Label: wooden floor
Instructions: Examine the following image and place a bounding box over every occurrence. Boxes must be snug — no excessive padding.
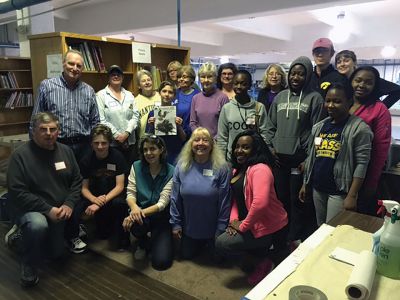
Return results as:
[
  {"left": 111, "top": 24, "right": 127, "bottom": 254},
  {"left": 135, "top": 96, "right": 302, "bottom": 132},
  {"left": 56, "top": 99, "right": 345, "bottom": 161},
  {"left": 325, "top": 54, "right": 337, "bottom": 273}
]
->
[{"left": 0, "top": 223, "right": 198, "bottom": 300}]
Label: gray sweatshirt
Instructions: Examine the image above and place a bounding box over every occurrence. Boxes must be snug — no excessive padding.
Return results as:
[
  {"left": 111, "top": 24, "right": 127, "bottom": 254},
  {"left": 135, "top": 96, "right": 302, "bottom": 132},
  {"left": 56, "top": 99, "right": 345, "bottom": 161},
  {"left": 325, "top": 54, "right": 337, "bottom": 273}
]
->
[
  {"left": 303, "top": 115, "right": 373, "bottom": 193},
  {"left": 265, "top": 56, "right": 324, "bottom": 156},
  {"left": 217, "top": 98, "right": 268, "bottom": 161}
]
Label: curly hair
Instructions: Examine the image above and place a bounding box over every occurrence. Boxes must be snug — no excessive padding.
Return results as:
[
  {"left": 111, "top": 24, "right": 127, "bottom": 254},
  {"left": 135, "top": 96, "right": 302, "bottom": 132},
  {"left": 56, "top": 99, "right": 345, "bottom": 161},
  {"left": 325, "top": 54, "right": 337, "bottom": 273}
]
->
[
  {"left": 217, "top": 63, "right": 238, "bottom": 89},
  {"left": 230, "top": 130, "right": 275, "bottom": 170},
  {"left": 177, "top": 127, "right": 227, "bottom": 172}
]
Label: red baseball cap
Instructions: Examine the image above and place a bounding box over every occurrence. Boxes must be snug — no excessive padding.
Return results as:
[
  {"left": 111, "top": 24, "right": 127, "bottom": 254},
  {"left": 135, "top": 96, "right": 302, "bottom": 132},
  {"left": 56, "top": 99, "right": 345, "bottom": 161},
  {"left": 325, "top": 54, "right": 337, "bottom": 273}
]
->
[{"left": 312, "top": 38, "right": 334, "bottom": 51}]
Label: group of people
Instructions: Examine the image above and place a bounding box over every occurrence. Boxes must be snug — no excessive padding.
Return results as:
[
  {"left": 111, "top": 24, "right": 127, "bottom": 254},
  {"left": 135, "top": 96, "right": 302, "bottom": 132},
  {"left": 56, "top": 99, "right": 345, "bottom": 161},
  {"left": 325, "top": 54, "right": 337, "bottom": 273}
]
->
[{"left": 4, "top": 36, "right": 398, "bottom": 288}]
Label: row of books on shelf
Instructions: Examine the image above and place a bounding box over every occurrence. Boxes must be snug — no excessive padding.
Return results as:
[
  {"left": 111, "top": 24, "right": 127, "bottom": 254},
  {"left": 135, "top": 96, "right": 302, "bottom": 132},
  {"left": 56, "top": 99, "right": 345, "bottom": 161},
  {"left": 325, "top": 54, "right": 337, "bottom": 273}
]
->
[
  {"left": 1, "top": 92, "right": 33, "bottom": 108},
  {"left": 0, "top": 72, "right": 19, "bottom": 89},
  {"left": 68, "top": 42, "right": 105, "bottom": 72}
]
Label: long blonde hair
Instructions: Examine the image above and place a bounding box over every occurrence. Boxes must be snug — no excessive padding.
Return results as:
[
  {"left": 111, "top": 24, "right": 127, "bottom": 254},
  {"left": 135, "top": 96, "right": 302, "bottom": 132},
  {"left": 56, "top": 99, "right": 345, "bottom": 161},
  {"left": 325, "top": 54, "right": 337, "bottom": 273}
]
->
[{"left": 177, "top": 127, "right": 227, "bottom": 172}]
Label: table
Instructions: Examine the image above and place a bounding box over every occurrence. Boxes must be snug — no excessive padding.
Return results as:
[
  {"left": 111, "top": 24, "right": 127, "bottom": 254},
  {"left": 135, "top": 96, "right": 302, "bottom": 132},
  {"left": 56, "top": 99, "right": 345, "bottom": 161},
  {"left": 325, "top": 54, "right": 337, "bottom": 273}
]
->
[
  {"left": 243, "top": 211, "right": 387, "bottom": 300},
  {"left": 328, "top": 210, "right": 383, "bottom": 233}
]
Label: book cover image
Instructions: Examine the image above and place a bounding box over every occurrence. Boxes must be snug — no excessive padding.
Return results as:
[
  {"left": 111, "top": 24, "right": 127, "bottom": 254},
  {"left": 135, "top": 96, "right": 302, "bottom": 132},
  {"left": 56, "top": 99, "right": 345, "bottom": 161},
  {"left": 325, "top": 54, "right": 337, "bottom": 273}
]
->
[{"left": 154, "top": 106, "right": 177, "bottom": 136}]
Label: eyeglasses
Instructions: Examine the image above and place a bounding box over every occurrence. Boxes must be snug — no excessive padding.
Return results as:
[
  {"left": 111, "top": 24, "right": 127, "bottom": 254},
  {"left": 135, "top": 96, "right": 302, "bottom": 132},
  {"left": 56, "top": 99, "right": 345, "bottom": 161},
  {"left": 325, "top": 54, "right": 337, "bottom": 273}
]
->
[{"left": 110, "top": 73, "right": 122, "bottom": 77}]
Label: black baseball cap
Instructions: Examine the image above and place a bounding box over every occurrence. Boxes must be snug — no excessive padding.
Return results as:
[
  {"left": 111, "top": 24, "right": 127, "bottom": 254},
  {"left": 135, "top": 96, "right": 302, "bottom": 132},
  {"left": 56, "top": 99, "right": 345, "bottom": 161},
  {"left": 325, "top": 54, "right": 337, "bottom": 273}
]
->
[{"left": 108, "top": 65, "right": 123, "bottom": 75}]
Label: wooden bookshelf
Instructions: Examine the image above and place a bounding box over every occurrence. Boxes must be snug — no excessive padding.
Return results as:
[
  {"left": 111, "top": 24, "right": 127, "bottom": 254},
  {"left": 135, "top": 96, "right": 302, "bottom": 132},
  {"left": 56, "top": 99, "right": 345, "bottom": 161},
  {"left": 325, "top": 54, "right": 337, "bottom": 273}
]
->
[
  {"left": 0, "top": 57, "right": 33, "bottom": 136},
  {"left": 28, "top": 32, "right": 191, "bottom": 97}
]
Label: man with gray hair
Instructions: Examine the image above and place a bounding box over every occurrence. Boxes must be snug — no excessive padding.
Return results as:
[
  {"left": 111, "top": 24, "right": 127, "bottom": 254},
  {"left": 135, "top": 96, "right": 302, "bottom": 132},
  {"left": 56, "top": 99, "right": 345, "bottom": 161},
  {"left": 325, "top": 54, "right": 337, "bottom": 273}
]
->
[
  {"left": 6, "top": 112, "right": 83, "bottom": 287},
  {"left": 31, "top": 49, "right": 100, "bottom": 162}
]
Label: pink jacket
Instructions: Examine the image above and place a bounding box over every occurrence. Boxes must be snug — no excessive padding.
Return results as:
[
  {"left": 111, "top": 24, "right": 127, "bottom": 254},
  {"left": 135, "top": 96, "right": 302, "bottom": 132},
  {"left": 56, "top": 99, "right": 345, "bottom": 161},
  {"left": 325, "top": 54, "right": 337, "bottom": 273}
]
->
[
  {"left": 230, "top": 164, "right": 288, "bottom": 238},
  {"left": 354, "top": 101, "right": 391, "bottom": 188}
]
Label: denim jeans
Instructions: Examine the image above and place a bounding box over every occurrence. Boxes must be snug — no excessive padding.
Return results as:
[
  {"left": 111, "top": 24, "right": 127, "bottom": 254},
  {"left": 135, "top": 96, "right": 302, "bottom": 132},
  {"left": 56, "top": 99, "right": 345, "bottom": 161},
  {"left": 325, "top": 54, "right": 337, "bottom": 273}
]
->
[{"left": 17, "top": 212, "right": 66, "bottom": 266}]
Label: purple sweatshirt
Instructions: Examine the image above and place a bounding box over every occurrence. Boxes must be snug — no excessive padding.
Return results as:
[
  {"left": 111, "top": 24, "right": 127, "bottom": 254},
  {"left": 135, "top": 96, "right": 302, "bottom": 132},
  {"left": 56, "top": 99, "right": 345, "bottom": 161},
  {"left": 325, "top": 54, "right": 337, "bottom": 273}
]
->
[{"left": 190, "top": 89, "right": 229, "bottom": 138}]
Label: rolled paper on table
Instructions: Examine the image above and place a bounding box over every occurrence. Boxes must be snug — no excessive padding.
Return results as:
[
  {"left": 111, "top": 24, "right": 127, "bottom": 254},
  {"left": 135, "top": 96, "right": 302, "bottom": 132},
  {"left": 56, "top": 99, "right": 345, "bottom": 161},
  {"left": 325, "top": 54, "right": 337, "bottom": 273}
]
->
[{"left": 345, "top": 250, "right": 377, "bottom": 300}]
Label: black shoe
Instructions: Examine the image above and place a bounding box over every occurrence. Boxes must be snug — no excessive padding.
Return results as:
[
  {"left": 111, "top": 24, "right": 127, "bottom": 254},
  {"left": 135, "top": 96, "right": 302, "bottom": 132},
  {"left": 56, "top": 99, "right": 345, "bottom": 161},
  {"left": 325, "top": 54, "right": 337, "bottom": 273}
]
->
[
  {"left": 20, "top": 263, "right": 39, "bottom": 287},
  {"left": 5, "top": 224, "right": 24, "bottom": 254}
]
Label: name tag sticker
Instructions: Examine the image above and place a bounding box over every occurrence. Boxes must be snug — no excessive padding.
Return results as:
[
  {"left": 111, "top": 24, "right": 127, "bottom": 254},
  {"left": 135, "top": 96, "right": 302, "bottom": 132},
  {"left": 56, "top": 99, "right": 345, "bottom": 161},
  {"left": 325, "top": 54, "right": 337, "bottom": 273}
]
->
[
  {"left": 107, "top": 164, "right": 116, "bottom": 171},
  {"left": 203, "top": 169, "right": 213, "bottom": 177},
  {"left": 55, "top": 161, "right": 66, "bottom": 170},
  {"left": 246, "top": 115, "right": 256, "bottom": 125},
  {"left": 314, "top": 137, "right": 323, "bottom": 146}
]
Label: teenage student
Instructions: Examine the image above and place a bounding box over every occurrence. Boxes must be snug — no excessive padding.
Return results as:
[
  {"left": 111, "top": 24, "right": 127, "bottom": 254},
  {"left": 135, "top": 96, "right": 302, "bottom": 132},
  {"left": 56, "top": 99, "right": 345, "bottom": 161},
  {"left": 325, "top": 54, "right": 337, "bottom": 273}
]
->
[
  {"left": 300, "top": 83, "right": 373, "bottom": 225},
  {"left": 146, "top": 81, "right": 186, "bottom": 164},
  {"left": 349, "top": 66, "right": 392, "bottom": 216},
  {"left": 335, "top": 50, "right": 400, "bottom": 109},
  {"left": 217, "top": 70, "right": 268, "bottom": 161},
  {"left": 71, "top": 124, "right": 129, "bottom": 250},
  {"left": 265, "top": 56, "right": 325, "bottom": 242},
  {"left": 216, "top": 130, "right": 288, "bottom": 285}
]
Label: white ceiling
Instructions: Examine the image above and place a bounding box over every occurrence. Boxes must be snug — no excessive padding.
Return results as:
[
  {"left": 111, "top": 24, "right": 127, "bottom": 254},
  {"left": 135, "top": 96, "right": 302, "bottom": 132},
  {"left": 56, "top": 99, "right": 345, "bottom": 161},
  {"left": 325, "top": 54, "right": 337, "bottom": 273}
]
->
[{"left": 1, "top": 0, "right": 400, "bottom": 64}]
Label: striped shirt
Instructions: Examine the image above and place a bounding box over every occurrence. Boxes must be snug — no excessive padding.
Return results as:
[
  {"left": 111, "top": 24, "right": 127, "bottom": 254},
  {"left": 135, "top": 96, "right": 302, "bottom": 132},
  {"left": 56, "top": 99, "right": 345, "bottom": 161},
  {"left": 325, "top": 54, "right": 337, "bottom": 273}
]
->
[{"left": 31, "top": 75, "right": 100, "bottom": 138}]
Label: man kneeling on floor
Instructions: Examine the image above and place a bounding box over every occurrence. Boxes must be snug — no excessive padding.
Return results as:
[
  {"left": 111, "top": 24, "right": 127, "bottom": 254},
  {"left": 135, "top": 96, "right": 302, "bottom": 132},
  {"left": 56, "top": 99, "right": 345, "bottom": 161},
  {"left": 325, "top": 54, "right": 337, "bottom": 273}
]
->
[{"left": 5, "top": 112, "right": 85, "bottom": 287}]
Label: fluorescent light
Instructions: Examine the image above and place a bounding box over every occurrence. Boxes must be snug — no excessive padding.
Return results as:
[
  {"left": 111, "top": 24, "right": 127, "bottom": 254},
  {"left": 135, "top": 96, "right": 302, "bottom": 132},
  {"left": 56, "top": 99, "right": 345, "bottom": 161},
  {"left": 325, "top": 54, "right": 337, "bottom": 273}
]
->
[
  {"left": 329, "top": 24, "right": 350, "bottom": 44},
  {"left": 381, "top": 46, "right": 396, "bottom": 58},
  {"left": 220, "top": 56, "right": 230, "bottom": 64}
]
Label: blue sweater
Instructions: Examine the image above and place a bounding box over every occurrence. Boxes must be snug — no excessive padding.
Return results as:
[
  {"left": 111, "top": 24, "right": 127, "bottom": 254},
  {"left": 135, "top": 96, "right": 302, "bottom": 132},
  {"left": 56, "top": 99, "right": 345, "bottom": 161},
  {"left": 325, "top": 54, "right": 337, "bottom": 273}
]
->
[
  {"left": 170, "top": 161, "right": 231, "bottom": 239},
  {"left": 176, "top": 88, "right": 200, "bottom": 137}
]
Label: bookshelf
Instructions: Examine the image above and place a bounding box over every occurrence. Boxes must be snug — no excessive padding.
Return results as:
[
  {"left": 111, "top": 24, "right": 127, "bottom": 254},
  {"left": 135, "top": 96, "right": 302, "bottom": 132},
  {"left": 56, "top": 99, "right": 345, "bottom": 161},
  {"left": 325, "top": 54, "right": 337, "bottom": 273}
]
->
[
  {"left": 0, "top": 57, "right": 33, "bottom": 136},
  {"left": 28, "top": 32, "right": 191, "bottom": 97}
]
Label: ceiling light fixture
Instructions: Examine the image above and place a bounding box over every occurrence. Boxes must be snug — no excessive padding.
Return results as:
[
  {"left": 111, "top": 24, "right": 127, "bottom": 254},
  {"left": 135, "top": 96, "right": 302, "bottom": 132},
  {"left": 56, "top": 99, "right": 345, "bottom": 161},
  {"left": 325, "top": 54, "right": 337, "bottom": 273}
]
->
[
  {"left": 381, "top": 46, "right": 396, "bottom": 58},
  {"left": 329, "top": 11, "right": 351, "bottom": 44}
]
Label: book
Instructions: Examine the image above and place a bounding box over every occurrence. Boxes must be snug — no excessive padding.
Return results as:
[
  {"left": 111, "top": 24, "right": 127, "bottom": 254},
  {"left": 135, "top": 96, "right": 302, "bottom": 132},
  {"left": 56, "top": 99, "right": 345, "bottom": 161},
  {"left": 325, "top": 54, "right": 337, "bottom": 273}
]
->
[{"left": 154, "top": 106, "right": 177, "bottom": 136}]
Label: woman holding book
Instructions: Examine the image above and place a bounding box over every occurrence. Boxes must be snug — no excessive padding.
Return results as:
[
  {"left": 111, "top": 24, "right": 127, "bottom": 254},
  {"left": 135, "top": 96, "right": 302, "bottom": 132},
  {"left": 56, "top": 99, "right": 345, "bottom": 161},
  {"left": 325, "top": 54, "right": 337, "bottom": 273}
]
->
[
  {"left": 96, "top": 65, "right": 139, "bottom": 166},
  {"left": 135, "top": 69, "right": 161, "bottom": 140},
  {"left": 146, "top": 81, "right": 186, "bottom": 164}
]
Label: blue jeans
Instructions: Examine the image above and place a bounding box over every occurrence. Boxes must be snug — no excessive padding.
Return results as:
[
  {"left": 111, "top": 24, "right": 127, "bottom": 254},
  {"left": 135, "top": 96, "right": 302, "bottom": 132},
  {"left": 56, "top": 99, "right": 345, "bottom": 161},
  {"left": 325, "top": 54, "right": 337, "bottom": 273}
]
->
[{"left": 17, "top": 212, "right": 66, "bottom": 266}]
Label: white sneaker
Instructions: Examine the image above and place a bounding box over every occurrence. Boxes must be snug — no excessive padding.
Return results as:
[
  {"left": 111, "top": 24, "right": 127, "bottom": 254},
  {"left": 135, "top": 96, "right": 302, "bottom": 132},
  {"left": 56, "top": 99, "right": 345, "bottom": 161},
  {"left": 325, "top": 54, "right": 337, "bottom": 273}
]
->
[
  {"left": 69, "top": 237, "right": 87, "bottom": 254},
  {"left": 134, "top": 247, "right": 146, "bottom": 260}
]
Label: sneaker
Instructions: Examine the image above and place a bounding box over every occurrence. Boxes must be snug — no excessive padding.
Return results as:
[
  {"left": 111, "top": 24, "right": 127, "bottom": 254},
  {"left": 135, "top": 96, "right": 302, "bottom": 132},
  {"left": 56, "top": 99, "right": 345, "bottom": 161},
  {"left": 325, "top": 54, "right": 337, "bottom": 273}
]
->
[
  {"left": 78, "top": 224, "right": 87, "bottom": 239},
  {"left": 247, "top": 258, "right": 274, "bottom": 285},
  {"left": 20, "top": 262, "right": 39, "bottom": 287},
  {"left": 5, "top": 224, "right": 24, "bottom": 254},
  {"left": 134, "top": 247, "right": 146, "bottom": 260},
  {"left": 68, "top": 237, "right": 87, "bottom": 254}
]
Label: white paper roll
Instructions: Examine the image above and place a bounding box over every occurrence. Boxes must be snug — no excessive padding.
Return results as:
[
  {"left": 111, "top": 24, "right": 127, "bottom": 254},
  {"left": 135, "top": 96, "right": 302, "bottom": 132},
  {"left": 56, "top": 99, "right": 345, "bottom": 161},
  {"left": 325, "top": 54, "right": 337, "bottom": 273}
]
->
[{"left": 345, "top": 250, "right": 377, "bottom": 300}]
